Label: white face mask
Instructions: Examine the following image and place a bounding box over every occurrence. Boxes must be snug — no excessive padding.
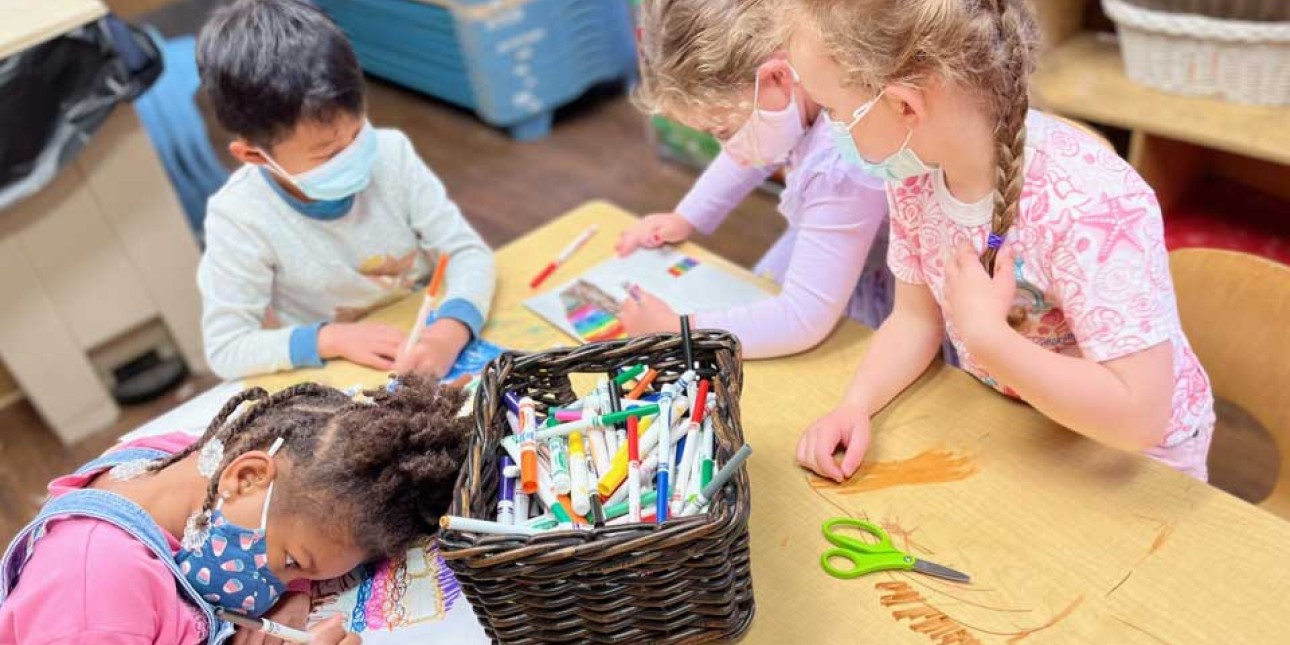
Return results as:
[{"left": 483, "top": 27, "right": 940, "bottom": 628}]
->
[{"left": 722, "top": 65, "right": 808, "bottom": 168}]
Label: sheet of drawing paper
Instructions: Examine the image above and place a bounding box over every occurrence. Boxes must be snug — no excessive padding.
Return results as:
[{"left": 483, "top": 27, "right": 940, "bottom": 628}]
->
[{"left": 524, "top": 247, "right": 770, "bottom": 343}]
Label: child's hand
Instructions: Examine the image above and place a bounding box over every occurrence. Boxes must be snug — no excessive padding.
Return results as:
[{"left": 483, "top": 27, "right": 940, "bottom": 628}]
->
[
  {"left": 232, "top": 592, "right": 310, "bottom": 645},
  {"left": 943, "top": 245, "right": 1016, "bottom": 350},
  {"left": 310, "top": 617, "right": 362, "bottom": 645},
  {"left": 797, "top": 403, "right": 871, "bottom": 482},
  {"left": 393, "top": 318, "right": 471, "bottom": 380},
  {"left": 619, "top": 287, "right": 682, "bottom": 336},
  {"left": 318, "top": 323, "right": 407, "bottom": 371},
  {"left": 615, "top": 213, "right": 695, "bottom": 257}
]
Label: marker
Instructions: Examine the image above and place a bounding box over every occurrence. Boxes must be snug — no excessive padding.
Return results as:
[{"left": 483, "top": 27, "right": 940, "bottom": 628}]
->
[
  {"left": 680, "top": 314, "right": 694, "bottom": 370},
  {"left": 613, "top": 364, "right": 646, "bottom": 385},
  {"left": 627, "top": 415, "right": 642, "bottom": 522},
  {"left": 554, "top": 409, "right": 582, "bottom": 422},
  {"left": 441, "top": 515, "right": 539, "bottom": 536},
  {"left": 681, "top": 444, "right": 753, "bottom": 516},
  {"left": 627, "top": 368, "right": 659, "bottom": 399},
  {"left": 589, "top": 380, "right": 613, "bottom": 472},
  {"left": 514, "top": 491, "right": 531, "bottom": 523},
  {"left": 655, "top": 393, "right": 673, "bottom": 523},
  {"left": 217, "top": 610, "right": 311, "bottom": 643},
  {"left": 534, "top": 405, "right": 660, "bottom": 441},
  {"left": 605, "top": 377, "right": 627, "bottom": 464},
  {"left": 545, "top": 418, "right": 571, "bottom": 495},
  {"left": 518, "top": 398, "right": 539, "bottom": 495},
  {"left": 401, "top": 253, "right": 451, "bottom": 356},
  {"left": 589, "top": 495, "right": 606, "bottom": 528},
  {"left": 530, "top": 225, "right": 597, "bottom": 289},
  {"left": 503, "top": 391, "right": 521, "bottom": 416},
  {"left": 497, "top": 456, "right": 516, "bottom": 525},
  {"left": 535, "top": 463, "right": 575, "bottom": 527},
  {"left": 673, "top": 424, "right": 699, "bottom": 516},
  {"left": 569, "top": 432, "right": 592, "bottom": 516}
]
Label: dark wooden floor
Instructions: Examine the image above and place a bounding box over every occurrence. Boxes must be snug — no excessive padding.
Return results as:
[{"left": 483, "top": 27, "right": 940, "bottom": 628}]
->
[{"left": 0, "top": 1, "right": 1279, "bottom": 544}]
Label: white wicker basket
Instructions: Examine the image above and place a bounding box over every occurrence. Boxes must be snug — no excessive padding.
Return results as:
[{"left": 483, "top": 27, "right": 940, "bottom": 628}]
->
[{"left": 1102, "top": 0, "right": 1290, "bottom": 105}]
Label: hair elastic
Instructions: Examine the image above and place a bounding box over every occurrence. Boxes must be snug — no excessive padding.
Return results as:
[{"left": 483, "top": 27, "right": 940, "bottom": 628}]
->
[{"left": 986, "top": 232, "right": 1006, "bottom": 250}]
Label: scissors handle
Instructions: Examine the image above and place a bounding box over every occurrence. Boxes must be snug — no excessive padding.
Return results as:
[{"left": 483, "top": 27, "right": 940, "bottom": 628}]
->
[{"left": 819, "top": 518, "right": 912, "bottom": 580}]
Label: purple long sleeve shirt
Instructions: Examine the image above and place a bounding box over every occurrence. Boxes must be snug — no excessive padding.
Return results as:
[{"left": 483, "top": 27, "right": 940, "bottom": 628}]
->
[{"left": 676, "top": 116, "right": 891, "bottom": 358}]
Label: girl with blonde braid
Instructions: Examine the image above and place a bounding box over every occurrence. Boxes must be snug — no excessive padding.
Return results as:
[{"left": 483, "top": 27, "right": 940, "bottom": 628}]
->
[{"left": 789, "top": 0, "right": 1214, "bottom": 481}]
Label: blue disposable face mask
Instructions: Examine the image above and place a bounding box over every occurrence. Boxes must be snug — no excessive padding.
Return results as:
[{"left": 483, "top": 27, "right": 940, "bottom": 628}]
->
[
  {"left": 260, "top": 120, "right": 377, "bottom": 201},
  {"left": 826, "top": 92, "right": 937, "bottom": 182}
]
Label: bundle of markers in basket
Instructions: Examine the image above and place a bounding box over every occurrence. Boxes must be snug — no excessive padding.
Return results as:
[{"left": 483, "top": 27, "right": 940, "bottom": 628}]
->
[{"left": 441, "top": 364, "right": 753, "bottom": 537}]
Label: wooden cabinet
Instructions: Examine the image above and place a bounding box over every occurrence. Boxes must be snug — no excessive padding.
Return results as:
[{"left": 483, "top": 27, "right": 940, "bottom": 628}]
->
[{"left": 1030, "top": 0, "right": 1290, "bottom": 211}]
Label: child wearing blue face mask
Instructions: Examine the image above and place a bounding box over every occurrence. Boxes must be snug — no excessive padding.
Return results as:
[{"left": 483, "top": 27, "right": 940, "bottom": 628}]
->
[
  {"left": 195, "top": 0, "right": 496, "bottom": 380},
  {"left": 615, "top": 0, "right": 894, "bottom": 359},
  {"left": 1, "top": 376, "right": 466, "bottom": 645}
]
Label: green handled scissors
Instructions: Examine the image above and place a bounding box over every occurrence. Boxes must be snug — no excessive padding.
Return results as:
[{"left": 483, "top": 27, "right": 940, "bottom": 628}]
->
[{"left": 819, "top": 518, "right": 971, "bottom": 582}]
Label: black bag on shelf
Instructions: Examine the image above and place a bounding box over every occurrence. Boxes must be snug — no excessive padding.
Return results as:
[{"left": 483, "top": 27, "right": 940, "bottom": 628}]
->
[{"left": 0, "top": 15, "right": 162, "bottom": 210}]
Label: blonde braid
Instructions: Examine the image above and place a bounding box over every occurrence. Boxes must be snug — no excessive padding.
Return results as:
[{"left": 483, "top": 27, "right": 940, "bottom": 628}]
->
[{"left": 981, "top": 0, "right": 1034, "bottom": 278}]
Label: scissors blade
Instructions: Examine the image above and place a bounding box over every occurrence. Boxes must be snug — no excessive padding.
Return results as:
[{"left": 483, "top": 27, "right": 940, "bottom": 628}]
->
[{"left": 912, "top": 559, "right": 971, "bottom": 583}]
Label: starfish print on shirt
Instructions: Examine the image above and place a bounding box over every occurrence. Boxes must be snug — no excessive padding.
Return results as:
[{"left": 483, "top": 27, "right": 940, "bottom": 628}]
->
[{"left": 1079, "top": 193, "right": 1149, "bottom": 262}]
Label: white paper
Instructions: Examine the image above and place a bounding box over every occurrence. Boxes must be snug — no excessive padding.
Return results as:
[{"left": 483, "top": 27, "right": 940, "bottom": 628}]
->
[{"left": 524, "top": 247, "right": 770, "bottom": 343}]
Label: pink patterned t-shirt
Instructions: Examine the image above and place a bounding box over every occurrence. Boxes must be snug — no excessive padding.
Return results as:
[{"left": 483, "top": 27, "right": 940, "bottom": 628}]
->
[{"left": 887, "top": 111, "right": 1215, "bottom": 479}]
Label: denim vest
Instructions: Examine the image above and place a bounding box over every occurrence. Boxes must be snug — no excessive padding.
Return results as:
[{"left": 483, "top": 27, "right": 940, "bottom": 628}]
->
[{"left": 0, "top": 447, "right": 233, "bottom": 644}]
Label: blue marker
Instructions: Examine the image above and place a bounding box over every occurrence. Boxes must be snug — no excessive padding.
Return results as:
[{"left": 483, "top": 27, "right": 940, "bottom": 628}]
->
[{"left": 655, "top": 392, "right": 673, "bottom": 523}]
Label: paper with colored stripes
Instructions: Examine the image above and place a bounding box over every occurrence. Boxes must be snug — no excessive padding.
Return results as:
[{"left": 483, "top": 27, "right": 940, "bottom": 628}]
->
[{"left": 524, "top": 247, "right": 770, "bottom": 344}]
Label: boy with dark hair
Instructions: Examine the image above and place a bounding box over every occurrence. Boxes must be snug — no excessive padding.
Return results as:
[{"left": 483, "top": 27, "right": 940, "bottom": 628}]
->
[{"left": 196, "top": 0, "right": 495, "bottom": 380}]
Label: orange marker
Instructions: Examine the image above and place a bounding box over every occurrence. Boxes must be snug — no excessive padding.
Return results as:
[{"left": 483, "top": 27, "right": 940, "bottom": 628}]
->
[
  {"left": 517, "top": 397, "right": 539, "bottom": 495},
  {"left": 402, "top": 253, "right": 451, "bottom": 355},
  {"left": 627, "top": 369, "right": 659, "bottom": 400}
]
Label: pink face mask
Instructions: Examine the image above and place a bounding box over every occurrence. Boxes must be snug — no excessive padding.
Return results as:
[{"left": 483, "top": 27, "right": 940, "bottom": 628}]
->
[{"left": 722, "top": 65, "right": 807, "bottom": 168}]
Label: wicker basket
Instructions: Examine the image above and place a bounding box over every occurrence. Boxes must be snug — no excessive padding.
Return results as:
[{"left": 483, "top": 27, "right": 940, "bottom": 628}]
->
[
  {"left": 1102, "top": 0, "right": 1290, "bottom": 105},
  {"left": 439, "top": 331, "right": 755, "bottom": 644}
]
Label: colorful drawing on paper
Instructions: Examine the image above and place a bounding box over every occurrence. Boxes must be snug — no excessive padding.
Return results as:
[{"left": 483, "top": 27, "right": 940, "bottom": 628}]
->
[
  {"left": 667, "top": 256, "right": 700, "bottom": 277},
  {"left": 310, "top": 541, "right": 462, "bottom": 633},
  {"left": 560, "top": 280, "right": 628, "bottom": 342}
]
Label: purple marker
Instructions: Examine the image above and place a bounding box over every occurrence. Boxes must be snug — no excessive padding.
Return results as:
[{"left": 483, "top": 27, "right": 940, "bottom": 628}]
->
[
  {"left": 503, "top": 391, "right": 521, "bottom": 416},
  {"left": 497, "top": 455, "right": 517, "bottom": 525}
]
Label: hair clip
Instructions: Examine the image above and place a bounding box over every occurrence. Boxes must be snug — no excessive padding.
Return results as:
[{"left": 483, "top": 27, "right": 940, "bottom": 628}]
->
[
  {"left": 108, "top": 458, "right": 156, "bottom": 482},
  {"left": 181, "top": 509, "right": 212, "bottom": 551},
  {"left": 987, "top": 232, "right": 1006, "bottom": 250},
  {"left": 197, "top": 438, "right": 225, "bottom": 479}
]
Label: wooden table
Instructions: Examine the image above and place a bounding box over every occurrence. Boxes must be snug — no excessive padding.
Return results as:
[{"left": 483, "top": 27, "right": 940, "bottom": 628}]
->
[{"left": 238, "top": 202, "right": 1290, "bottom": 643}]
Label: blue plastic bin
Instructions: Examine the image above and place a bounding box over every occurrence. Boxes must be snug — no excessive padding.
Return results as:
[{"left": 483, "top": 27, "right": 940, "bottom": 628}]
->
[{"left": 313, "top": 0, "right": 638, "bottom": 140}]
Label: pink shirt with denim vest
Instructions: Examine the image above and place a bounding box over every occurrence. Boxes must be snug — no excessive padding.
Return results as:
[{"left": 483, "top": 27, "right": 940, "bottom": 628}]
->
[{"left": 0, "top": 433, "right": 307, "bottom": 645}]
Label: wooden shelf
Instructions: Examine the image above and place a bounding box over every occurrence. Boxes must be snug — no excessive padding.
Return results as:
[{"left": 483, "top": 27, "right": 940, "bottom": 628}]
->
[
  {"left": 1033, "top": 33, "right": 1290, "bottom": 167},
  {"left": 0, "top": 0, "right": 106, "bottom": 60}
]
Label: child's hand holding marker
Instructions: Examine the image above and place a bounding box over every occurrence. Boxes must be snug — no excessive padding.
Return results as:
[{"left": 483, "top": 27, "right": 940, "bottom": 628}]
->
[
  {"left": 619, "top": 283, "right": 684, "bottom": 336},
  {"left": 615, "top": 212, "right": 695, "bottom": 257},
  {"left": 230, "top": 592, "right": 311, "bottom": 645},
  {"left": 393, "top": 318, "right": 471, "bottom": 379}
]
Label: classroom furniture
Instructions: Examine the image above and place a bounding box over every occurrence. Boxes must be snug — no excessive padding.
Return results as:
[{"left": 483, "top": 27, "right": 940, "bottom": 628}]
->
[
  {"left": 228, "top": 202, "right": 1290, "bottom": 644},
  {"left": 1170, "top": 248, "right": 1290, "bottom": 520},
  {"left": 0, "top": 0, "right": 207, "bottom": 444},
  {"left": 1032, "top": 0, "right": 1290, "bottom": 212},
  {"left": 312, "top": 0, "right": 638, "bottom": 141}
]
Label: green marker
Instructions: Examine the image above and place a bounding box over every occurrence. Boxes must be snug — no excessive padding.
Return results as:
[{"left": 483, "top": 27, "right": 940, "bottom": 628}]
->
[
  {"left": 612, "top": 364, "right": 646, "bottom": 385},
  {"left": 603, "top": 490, "right": 658, "bottom": 521},
  {"left": 534, "top": 405, "right": 660, "bottom": 441}
]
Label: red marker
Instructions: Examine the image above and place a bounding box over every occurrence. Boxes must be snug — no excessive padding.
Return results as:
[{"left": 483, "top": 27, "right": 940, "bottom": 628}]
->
[
  {"left": 691, "top": 379, "right": 710, "bottom": 423},
  {"left": 530, "top": 225, "right": 597, "bottom": 289},
  {"left": 627, "top": 415, "right": 642, "bottom": 522}
]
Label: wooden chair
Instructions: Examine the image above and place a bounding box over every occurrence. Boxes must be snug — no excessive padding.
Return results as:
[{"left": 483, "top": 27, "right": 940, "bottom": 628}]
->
[{"left": 1170, "top": 248, "right": 1290, "bottom": 518}]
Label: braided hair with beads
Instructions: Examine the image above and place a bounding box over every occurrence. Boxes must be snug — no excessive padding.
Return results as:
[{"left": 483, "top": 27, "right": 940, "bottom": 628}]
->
[{"left": 150, "top": 376, "right": 469, "bottom": 558}]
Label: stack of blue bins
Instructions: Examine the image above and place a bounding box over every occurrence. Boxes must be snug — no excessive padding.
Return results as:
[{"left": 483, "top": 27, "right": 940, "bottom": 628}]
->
[{"left": 313, "top": 0, "right": 638, "bottom": 141}]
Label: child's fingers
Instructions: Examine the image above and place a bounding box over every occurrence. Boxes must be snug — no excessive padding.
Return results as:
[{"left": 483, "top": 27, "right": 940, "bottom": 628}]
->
[
  {"left": 839, "top": 423, "right": 870, "bottom": 478},
  {"left": 615, "top": 231, "right": 639, "bottom": 257},
  {"left": 813, "top": 431, "right": 845, "bottom": 482},
  {"left": 309, "top": 617, "right": 349, "bottom": 644}
]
